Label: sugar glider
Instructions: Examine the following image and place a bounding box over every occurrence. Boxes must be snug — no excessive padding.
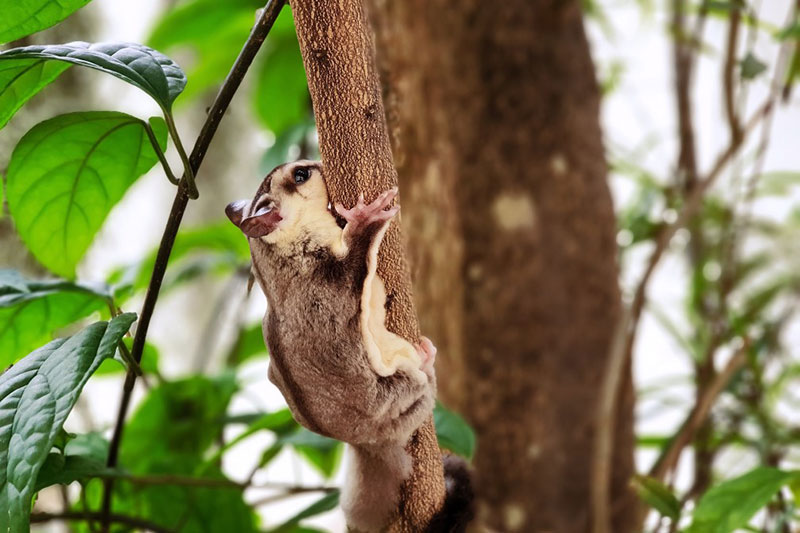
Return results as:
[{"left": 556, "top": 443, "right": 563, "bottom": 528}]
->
[{"left": 226, "top": 160, "right": 439, "bottom": 531}]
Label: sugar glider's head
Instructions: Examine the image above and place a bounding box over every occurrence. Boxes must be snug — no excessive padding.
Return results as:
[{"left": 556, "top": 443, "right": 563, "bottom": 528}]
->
[{"left": 226, "top": 160, "right": 335, "bottom": 248}]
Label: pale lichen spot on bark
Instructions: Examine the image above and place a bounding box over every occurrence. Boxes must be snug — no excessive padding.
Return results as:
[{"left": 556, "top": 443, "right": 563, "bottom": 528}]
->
[
  {"left": 468, "top": 263, "right": 482, "bottom": 280},
  {"left": 503, "top": 504, "right": 526, "bottom": 531},
  {"left": 491, "top": 193, "right": 537, "bottom": 231},
  {"left": 527, "top": 443, "right": 541, "bottom": 459},
  {"left": 551, "top": 153, "right": 568, "bottom": 175}
]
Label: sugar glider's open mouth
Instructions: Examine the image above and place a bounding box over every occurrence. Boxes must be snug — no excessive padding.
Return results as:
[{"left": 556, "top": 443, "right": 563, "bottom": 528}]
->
[{"left": 226, "top": 200, "right": 283, "bottom": 238}]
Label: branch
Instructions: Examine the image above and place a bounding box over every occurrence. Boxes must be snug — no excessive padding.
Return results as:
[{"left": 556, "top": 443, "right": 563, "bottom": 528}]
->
[
  {"left": 648, "top": 347, "right": 746, "bottom": 482},
  {"left": 250, "top": 486, "right": 339, "bottom": 507},
  {"left": 592, "top": 98, "right": 773, "bottom": 533},
  {"left": 99, "top": 1, "right": 287, "bottom": 531},
  {"left": 722, "top": 6, "right": 743, "bottom": 144},
  {"left": 31, "top": 511, "right": 173, "bottom": 533},
  {"left": 290, "top": 0, "right": 445, "bottom": 530}
]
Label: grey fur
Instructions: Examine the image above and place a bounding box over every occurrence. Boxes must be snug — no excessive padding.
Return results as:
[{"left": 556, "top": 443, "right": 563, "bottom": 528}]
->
[{"left": 228, "top": 161, "right": 435, "bottom": 531}]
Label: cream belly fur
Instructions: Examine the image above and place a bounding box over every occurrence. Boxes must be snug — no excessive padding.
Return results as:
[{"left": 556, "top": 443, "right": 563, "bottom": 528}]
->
[{"left": 262, "top": 182, "right": 425, "bottom": 382}]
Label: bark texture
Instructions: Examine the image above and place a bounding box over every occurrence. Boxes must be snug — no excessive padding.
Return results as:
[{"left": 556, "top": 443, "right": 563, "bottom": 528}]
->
[
  {"left": 369, "top": 1, "right": 637, "bottom": 531},
  {"left": 289, "top": 1, "right": 446, "bottom": 530}
]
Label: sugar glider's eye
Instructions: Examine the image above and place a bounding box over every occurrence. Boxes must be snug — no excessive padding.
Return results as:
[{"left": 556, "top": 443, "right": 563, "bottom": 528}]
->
[{"left": 294, "top": 167, "right": 310, "bottom": 184}]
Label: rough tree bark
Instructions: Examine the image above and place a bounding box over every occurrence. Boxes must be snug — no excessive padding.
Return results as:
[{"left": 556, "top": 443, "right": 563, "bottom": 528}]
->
[
  {"left": 369, "top": 1, "right": 637, "bottom": 531},
  {"left": 289, "top": 1, "right": 446, "bottom": 531}
]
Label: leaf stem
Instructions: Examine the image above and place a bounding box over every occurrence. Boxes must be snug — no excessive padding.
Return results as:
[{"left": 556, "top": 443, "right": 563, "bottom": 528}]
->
[
  {"left": 163, "top": 111, "right": 199, "bottom": 198},
  {"left": 105, "top": 301, "right": 143, "bottom": 377},
  {"left": 142, "top": 119, "right": 180, "bottom": 186},
  {"left": 99, "top": 2, "right": 287, "bottom": 532}
]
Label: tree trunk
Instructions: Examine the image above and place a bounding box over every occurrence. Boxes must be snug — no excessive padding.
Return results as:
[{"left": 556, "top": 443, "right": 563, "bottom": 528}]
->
[
  {"left": 369, "top": 1, "right": 637, "bottom": 531},
  {"left": 289, "top": 1, "right": 446, "bottom": 531}
]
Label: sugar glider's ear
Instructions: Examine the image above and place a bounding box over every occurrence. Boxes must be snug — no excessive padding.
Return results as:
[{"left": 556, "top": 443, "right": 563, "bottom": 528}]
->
[{"left": 226, "top": 199, "right": 250, "bottom": 228}]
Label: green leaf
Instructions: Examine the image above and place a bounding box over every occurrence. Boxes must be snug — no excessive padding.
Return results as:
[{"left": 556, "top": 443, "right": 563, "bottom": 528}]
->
[
  {"left": 121, "top": 374, "right": 238, "bottom": 467},
  {"left": 270, "top": 491, "right": 340, "bottom": 533},
  {"left": 0, "top": 269, "right": 111, "bottom": 369},
  {"left": 0, "top": 0, "right": 92, "bottom": 44},
  {"left": 687, "top": 467, "right": 799, "bottom": 533},
  {"left": 0, "top": 59, "right": 70, "bottom": 130},
  {"left": 632, "top": 474, "right": 681, "bottom": 520},
  {"left": 253, "top": 27, "right": 310, "bottom": 136},
  {"left": 202, "top": 409, "right": 294, "bottom": 470},
  {"left": 756, "top": 171, "right": 800, "bottom": 196},
  {"left": 776, "top": 23, "right": 800, "bottom": 41},
  {"left": 63, "top": 431, "right": 109, "bottom": 463},
  {"left": 0, "top": 42, "right": 186, "bottom": 110},
  {"left": 148, "top": 0, "right": 290, "bottom": 103},
  {"left": 148, "top": 0, "right": 263, "bottom": 51},
  {"left": 741, "top": 52, "right": 768, "bottom": 80},
  {"left": 35, "top": 451, "right": 109, "bottom": 491},
  {"left": 0, "top": 313, "right": 136, "bottom": 533},
  {"left": 83, "top": 463, "right": 257, "bottom": 533},
  {"left": 434, "top": 403, "right": 476, "bottom": 459},
  {"left": 106, "top": 374, "right": 257, "bottom": 533},
  {"left": 6, "top": 111, "right": 167, "bottom": 278}
]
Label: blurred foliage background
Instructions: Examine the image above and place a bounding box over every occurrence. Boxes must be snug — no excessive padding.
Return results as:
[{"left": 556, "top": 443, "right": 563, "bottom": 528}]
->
[{"left": 0, "top": 0, "right": 799, "bottom": 531}]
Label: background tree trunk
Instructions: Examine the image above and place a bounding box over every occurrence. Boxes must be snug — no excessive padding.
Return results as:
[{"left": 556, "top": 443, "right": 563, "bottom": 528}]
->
[{"left": 369, "top": 1, "right": 637, "bottom": 531}]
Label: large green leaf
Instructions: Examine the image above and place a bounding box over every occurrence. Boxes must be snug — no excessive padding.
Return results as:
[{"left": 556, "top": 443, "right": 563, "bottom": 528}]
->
[
  {"left": 148, "top": 0, "right": 277, "bottom": 103},
  {"left": 0, "top": 313, "right": 136, "bottom": 533},
  {"left": 0, "top": 269, "right": 111, "bottom": 369},
  {"left": 687, "top": 467, "right": 799, "bottom": 533},
  {"left": 148, "top": 0, "right": 263, "bottom": 51},
  {"left": 102, "top": 374, "right": 257, "bottom": 533},
  {"left": 0, "top": 42, "right": 186, "bottom": 110},
  {"left": 0, "top": 0, "right": 92, "bottom": 44},
  {"left": 0, "top": 59, "right": 70, "bottom": 130},
  {"left": 434, "top": 403, "right": 476, "bottom": 459},
  {"left": 6, "top": 111, "right": 167, "bottom": 278},
  {"left": 149, "top": 0, "right": 257, "bottom": 102},
  {"left": 121, "top": 374, "right": 238, "bottom": 466}
]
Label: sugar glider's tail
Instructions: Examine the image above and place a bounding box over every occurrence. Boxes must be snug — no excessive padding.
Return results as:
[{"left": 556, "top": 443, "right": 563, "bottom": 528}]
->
[{"left": 426, "top": 454, "right": 475, "bottom": 533}]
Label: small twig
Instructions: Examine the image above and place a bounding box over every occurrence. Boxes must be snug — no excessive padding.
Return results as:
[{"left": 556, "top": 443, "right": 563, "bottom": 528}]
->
[
  {"left": 31, "top": 511, "right": 173, "bottom": 533},
  {"left": 250, "top": 486, "right": 339, "bottom": 507},
  {"left": 592, "top": 98, "right": 774, "bottom": 533},
  {"left": 648, "top": 347, "right": 747, "bottom": 482},
  {"left": 722, "top": 6, "right": 743, "bottom": 144},
  {"left": 92, "top": 471, "right": 245, "bottom": 489},
  {"left": 105, "top": 301, "right": 145, "bottom": 378},
  {"left": 99, "top": 2, "right": 287, "bottom": 531},
  {"left": 143, "top": 119, "right": 181, "bottom": 186}
]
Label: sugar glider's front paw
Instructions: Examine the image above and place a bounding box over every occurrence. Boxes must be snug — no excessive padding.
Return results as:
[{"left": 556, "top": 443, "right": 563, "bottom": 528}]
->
[
  {"left": 335, "top": 187, "right": 400, "bottom": 230},
  {"left": 416, "top": 336, "right": 437, "bottom": 379}
]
